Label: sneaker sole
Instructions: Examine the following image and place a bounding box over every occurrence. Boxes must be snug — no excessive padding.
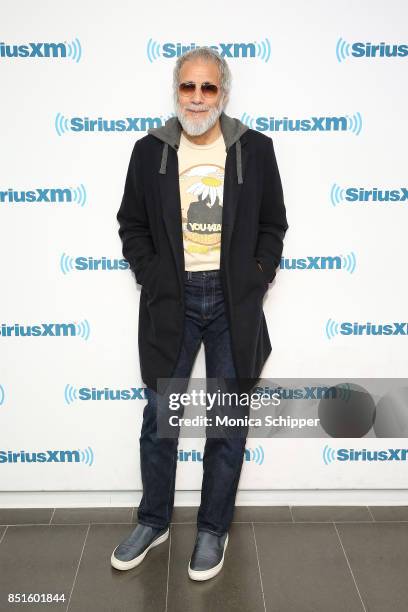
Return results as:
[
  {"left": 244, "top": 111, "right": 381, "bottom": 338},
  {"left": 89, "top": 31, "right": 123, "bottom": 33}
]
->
[
  {"left": 111, "top": 527, "right": 169, "bottom": 571},
  {"left": 188, "top": 533, "right": 229, "bottom": 581}
]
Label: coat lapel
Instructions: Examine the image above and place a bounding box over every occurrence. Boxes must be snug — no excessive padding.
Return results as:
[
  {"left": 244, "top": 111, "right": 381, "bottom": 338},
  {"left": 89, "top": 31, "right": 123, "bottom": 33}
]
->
[
  {"left": 220, "top": 136, "right": 249, "bottom": 269},
  {"left": 158, "top": 149, "right": 185, "bottom": 292}
]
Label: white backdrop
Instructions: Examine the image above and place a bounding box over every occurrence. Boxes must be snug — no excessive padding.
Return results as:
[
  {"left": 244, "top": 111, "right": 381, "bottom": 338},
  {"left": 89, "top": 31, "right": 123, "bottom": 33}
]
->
[{"left": 1, "top": 0, "right": 407, "bottom": 497}]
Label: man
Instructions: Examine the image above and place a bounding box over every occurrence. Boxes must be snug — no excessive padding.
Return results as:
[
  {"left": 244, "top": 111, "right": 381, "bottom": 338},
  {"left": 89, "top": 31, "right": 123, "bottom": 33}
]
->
[{"left": 112, "top": 47, "right": 288, "bottom": 580}]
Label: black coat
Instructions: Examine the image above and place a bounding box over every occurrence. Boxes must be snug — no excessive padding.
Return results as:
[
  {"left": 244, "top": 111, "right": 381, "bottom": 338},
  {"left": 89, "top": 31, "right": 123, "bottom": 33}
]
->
[{"left": 116, "top": 112, "right": 289, "bottom": 394}]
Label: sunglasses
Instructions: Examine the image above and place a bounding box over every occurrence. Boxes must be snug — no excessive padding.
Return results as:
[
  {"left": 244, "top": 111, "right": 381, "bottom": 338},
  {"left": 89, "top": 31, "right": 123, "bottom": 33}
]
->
[{"left": 178, "top": 81, "right": 219, "bottom": 98}]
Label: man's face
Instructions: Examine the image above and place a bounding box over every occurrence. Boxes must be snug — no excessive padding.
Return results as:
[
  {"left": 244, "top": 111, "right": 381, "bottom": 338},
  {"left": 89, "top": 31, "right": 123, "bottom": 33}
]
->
[{"left": 175, "top": 58, "right": 226, "bottom": 137}]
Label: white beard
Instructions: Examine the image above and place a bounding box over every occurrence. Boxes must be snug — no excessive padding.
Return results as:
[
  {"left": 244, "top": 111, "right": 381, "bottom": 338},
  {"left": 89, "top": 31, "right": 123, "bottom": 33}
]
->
[{"left": 175, "top": 97, "right": 225, "bottom": 137}]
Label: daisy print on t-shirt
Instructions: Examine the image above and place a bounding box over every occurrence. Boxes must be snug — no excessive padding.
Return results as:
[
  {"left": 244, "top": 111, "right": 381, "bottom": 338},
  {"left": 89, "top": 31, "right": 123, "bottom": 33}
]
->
[{"left": 179, "top": 164, "right": 224, "bottom": 256}]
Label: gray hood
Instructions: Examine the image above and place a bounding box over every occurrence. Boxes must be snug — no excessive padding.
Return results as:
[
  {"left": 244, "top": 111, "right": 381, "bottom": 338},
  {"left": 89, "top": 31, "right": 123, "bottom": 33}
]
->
[{"left": 147, "top": 111, "right": 249, "bottom": 184}]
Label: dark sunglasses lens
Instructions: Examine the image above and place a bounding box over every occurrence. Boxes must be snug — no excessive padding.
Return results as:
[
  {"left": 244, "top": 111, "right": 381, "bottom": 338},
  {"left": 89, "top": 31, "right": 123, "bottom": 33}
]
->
[
  {"left": 201, "top": 83, "right": 218, "bottom": 97},
  {"left": 179, "top": 83, "right": 195, "bottom": 94}
]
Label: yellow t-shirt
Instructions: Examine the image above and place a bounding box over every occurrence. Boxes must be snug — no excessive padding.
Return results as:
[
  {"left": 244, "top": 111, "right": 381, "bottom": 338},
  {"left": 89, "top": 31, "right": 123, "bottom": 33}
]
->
[{"left": 178, "top": 130, "right": 226, "bottom": 271}]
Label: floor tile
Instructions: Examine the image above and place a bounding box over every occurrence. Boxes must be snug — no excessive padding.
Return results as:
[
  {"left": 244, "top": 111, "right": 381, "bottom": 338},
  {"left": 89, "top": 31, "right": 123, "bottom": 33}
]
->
[
  {"left": 368, "top": 505, "right": 408, "bottom": 521},
  {"left": 170, "top": 506, "right": 197, "bottom": 523},
  {"left": 0, "top": 508, "right": 54, "bottom": 525},
  {"left": 291, "top": 505, "right": 372, "bottom": 522},
  {"left": 52, "top": 507, "right": 133, "bottom": 524},
  {"left": 0, "top": 524, "right": 88, "bottom": 611},
  {"left": 67, "top": 523, "right": 169, "bottom": 611},
  {"left": 254, "top": 522, "right": 365, "bottom": 611},
  {"left": 233, "top": 505, "right": 292, "bottom": 522},
  {"left": 167, "top": 522, "right": 265, "bottom": 612},
  {"left": 336, "top": 522, "right": 408, "bottom": 612}
]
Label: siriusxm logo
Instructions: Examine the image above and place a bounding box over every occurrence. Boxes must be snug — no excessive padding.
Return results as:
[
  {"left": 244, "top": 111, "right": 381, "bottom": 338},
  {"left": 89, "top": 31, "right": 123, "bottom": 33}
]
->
[
  {"left": 61, "top": 254, "right": 128, "bottom": 273},
  {"left": 336, "top": 38, "right": 408, "bottom": 62},
  {"left": 0, "top": 320, "right": 90, "bottom": 340},
  {"left": 147, "top": 39, "right": 271, "bottom": 62},
  {"left": 241, "top": 112, "right": 362, "bottom": 134},
  {"left": 0, "top": 447, "right": 94, "bottom": 465},
  {"left": 280, "top": 253, "right": 356, "bottom": 273},
  {"left": 64, "top": 385, "right": 147, "bottom": 404},
  {"left": 254, "top": 385, "right": 351, "bottom": 401},
  {"left": 178, "top": 445, "right": 264, "bottom": 464},
  {"left": 331, "top": 184, "right": 408, "bottom": 206},
  {"left": 55, "top": 113, "right": 173, "bottom": 135},
  {"left": 0, "top": 39, "right": 82, "bottom": 62},
  {"left": 323, "top": 445, "right": 408, "bottom": 465},
  {"left": 0, "top": 185, "right": 86, "bottom": 206},
  {"left": 326, "top": 319, "right": 408, "bottom": 339},
  {"left": 245, "top": 445, "right": 264, "bottom": 464}
]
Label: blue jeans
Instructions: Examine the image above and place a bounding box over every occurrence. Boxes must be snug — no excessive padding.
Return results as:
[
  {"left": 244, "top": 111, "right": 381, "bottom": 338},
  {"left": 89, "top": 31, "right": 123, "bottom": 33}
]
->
[{"left": 137, "top": 269, "right": 249, "bottom": 537}]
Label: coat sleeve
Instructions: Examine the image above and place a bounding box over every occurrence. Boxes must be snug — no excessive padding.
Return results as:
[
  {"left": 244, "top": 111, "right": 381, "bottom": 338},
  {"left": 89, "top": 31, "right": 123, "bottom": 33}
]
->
[
  {"left": 116, "top": 140, "right": 156, "bottom": 285},
  {"left": 255, "top": 136, "right": 289, "bottom": 283}
]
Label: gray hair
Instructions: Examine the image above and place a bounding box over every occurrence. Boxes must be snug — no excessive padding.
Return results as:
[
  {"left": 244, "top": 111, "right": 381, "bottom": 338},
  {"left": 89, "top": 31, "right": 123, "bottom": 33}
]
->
[{"left": 172, "top": 46, "right": 232, "bottom": 105}]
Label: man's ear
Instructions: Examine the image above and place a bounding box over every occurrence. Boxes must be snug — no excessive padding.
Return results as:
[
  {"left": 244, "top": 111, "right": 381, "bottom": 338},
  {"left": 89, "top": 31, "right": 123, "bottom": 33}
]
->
[{"left": 220, "top": 92, "right": 229, "bottom": 109}]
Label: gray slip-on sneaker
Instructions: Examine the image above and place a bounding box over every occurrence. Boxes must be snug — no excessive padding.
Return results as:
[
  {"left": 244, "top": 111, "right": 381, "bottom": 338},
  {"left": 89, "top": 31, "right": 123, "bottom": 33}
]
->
[
  {"left": 188, "top": 530, "right": 229, "bottom": 581},
  {"left": 111, "top": 523, "right": 169, "bottom": 571}
]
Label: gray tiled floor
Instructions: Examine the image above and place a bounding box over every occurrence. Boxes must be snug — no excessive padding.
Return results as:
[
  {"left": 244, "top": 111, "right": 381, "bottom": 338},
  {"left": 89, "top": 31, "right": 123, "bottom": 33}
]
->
[{"left": 1, "top": 506, "right": 408, "bottom": 611}]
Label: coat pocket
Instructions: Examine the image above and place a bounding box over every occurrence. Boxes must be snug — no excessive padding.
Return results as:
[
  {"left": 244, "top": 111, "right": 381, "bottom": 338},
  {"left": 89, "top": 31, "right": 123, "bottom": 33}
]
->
[
  {"left": 140, "top": 254, "right": 160, "bottom": 292},
  {"left": 252, "top": 257, "right": 268, "bottom": 291}
]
